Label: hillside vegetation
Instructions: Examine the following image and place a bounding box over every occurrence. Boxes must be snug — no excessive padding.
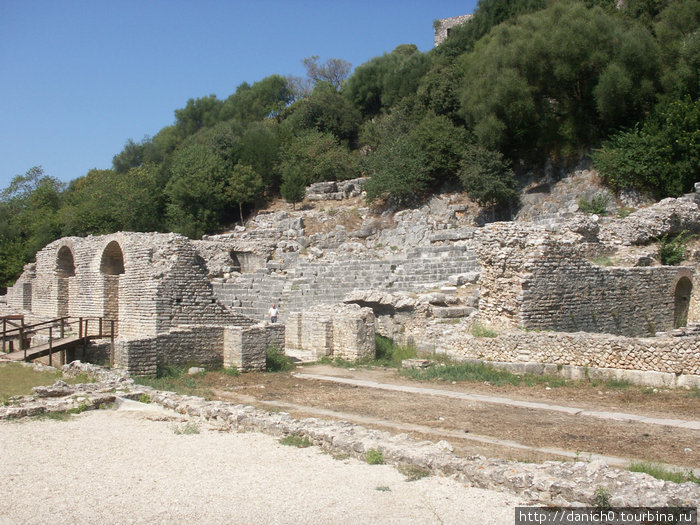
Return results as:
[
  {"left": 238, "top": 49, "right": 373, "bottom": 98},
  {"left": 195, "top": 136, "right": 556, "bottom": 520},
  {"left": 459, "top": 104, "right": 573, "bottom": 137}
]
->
[{"left": 1, "top": 0, "right": 698, "bottom": 289}]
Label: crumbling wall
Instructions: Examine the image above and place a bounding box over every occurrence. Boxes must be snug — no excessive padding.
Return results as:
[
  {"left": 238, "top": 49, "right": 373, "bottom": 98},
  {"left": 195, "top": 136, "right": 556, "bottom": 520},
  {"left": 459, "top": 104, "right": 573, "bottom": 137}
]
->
[
  {"left": 285, "top": 304, "right": 375, "bottom": 361},
  {"left": 223, "top": 323, "right": 285, "bottom": 371},
  {"left": 434, "top": 14, "right": 473, "bottom": 47},
  {"left": 475, "top": 223, "right": 693, "bottom": 336},
  {"left": 213, "top": 245, "right": 478, "bottom": 323}
]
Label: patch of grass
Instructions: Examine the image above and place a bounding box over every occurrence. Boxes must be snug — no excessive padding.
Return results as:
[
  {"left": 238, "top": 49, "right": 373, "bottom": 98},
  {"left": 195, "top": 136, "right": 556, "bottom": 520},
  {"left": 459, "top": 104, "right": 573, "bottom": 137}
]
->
[
  {"left": 65, "top": 372, "right": 97, "bottom": 385},
  {"left": 266, "top": 345, "right": 295, "bottom": 372},
  {"left": 593, "top": 486, "right": 611, "bottom": 509},
  {"left": 33, "top": 410, "right": 73, "bottom": 421},
  {"left": 173, "top": 422, "right": 200, "bottom": 435},
  {"left": 589, "top": 378, "right": 632, "bottom": 390},
  {"left": 375, "top": 486, "right": 391, "bottom": 492},
  {"left": 133, "top": 364, "right": 212, "bottom": 398},
  {"left": 629, "top": 462, "right": 700, "bottom": 485},
  {"left": 589, "top": 255, "right": 614, "bottom": 266},
  {"left": 397, "top": 463, "right": 431, "bottom": 481},
  {"left": 579, "top": 192, "right": 611, "bottom": 215},
  {"left": 365, "top": 448, "right": 384, "bottom": 465},
  {"left": 219, "top": 367, "right": 240, "bottom": 377},
  {"left": 471, "top": 322, "right": 498, "bottom": 338},
  {"left": 374, "top": 334, "right": 417, "bottom": 368},
  {"left": 138, "top": 393, "right": 151, "bottom": 404},
  {"left": 617, "top": 207, "right": 634, "bottom": 218},
  {"left": 658, "top": 231, "right": 689, "bottom": 266},
  {"left": 0, "top": 362, "right": 61, "bottom": 399},
  {"left": 401, "top": 359, "right": 567, "bottom": 388},
  {"left": 279, "top": 434, "right": 312, "bottom": 448},
  {"left": 67, "top": 401, "right": 89, "bottom": 414}
]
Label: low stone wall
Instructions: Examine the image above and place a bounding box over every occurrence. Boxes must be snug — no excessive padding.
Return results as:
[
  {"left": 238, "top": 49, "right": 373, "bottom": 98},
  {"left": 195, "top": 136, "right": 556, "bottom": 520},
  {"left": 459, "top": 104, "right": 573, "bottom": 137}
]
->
[
  {"left": 224, "top": 323, "right": 285, "bottom": 371},
  {"left": 417, "top": 327, "right": 700, "bottom": 388},
  {"left": 285, "top": 304, "right": 375, "bottom": 361}
]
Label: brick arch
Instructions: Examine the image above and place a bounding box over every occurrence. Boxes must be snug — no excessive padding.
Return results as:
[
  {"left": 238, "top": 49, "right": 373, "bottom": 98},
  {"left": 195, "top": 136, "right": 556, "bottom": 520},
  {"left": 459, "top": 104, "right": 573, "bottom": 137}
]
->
[
  {"left": 674, "top": 276, "right": 693, "bottom": 328},
  {"left": 55, "top": 245, "right": 76, "bottom": 318},
  {"left": 55, "top": 246, "right": 76, "bottom": 277},
  {"left": 100, "top": 240, "right": 124, "bottom": 334},
  {"left": 100, "top": 240, "right": 125, "bottom": 275}
]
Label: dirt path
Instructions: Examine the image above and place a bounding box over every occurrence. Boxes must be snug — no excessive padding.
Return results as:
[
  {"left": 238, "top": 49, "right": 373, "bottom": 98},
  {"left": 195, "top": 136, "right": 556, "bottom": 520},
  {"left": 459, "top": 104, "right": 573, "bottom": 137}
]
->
[{"left": 198, "top": 365, "right": 700, "bottom": 469}]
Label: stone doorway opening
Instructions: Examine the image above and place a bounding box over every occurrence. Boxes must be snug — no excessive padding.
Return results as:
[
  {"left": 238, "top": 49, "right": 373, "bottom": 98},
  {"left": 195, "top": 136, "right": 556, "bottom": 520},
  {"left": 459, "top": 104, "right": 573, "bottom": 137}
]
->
[
  {"left": 55, "top": 246, "right": 76, "bottom": 318},
  {"left": 673, "top": 276, "right": 692, "bottom": 328},
  {"left": 100, "top": 241, "right": 125, "bottom": 335}
]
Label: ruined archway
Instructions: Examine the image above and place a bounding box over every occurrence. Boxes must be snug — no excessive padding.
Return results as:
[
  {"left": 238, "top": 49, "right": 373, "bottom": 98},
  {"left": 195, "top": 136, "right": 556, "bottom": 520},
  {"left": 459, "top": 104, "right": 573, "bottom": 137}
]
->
[
  {"left": 55, "top": 246, "right": 76, "bottom": 317},
  {"left": 100, "top": 241, "right": 124, "bottom": 334},
  {"left": 674, "top": 276, "right": 692, "bottom": 328}
]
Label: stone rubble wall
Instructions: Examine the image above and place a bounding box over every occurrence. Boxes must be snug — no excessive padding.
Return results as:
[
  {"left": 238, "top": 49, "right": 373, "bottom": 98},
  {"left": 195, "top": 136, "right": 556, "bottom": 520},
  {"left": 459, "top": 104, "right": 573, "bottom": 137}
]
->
[
  {"left": 474, "top": 223, "right": 692, "bottom": 336},
  {"left": 406, "top": 324, "right": 700, "bottom": 388},
  {"left": 285, "top": 304, "right": 375, "bottom": 361},
  {"left": 115, "top": 326, "right": 226, "bottom": 376},
  {"left": 305, "top": 177, "right": 367, "bottom": 201},
  {"left": 434, "top": 14, "right": 473, "bottom": 47},
  {"left": 223, "top": 323, "right": 285, "bottom": 371},
  {"left": 212, "top": 245, "right": 478, "bottom": 323}
]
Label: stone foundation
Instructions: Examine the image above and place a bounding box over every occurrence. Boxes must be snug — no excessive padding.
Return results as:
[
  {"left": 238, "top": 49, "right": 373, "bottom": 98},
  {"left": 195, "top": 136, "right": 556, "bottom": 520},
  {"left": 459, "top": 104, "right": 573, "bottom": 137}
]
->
[
  {"left": 285, "top": 303, "right": 375, "bottom": 361},
  {"left": 410, "top": 325, "right": 700, "bottom": 388},
  {"left": 224, "top": 323, "right": 285, "bottom": 371}
]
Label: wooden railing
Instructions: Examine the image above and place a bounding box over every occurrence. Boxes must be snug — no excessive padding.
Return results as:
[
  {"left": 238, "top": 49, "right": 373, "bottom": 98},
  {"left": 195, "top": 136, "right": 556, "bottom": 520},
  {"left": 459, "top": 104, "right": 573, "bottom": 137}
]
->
[{"left": 1, "top": 316, "right": 116, "bottom": 366}]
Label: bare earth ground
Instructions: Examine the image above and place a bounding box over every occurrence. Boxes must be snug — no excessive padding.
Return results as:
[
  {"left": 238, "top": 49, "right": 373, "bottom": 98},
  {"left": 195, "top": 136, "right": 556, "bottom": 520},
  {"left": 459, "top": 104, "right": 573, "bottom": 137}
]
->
[
  {"left": 198, "top": 364, "right": 700, "bottom": 468},
  {"left": 0, "top": 408, "right": 521, "bottom": 525}
]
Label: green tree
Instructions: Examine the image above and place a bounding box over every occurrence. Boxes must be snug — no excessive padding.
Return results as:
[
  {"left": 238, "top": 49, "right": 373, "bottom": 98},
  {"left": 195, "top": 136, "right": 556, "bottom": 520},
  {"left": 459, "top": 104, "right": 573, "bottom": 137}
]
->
[
  {"left": 344, "top": 44, "right": 431, "bottom": 118},
  {"left": 594, "top": 96, "right": 700, "bottom": 197},
  {"left": 283, "top": 84, "right": 362, "bottom": 144},
  {"left": 278, "top": 130, "right": 359, "bottom": 184},
  {"left": 174, "top": 95, "right": 224, "bottom": 138},
  {"left": 229, "top": 164, "right": 264, "bottom": 223},
  {"left": 221, "top": 75, "right": 292, "bottom": 122},
  {"left": 280, "top": 166, "right": 306, "bottom": 209},
  {"left": 458, "top": 2, "right": 660, "bottom": 156},
  {"left": 458, "top": 144, "right": 518, "bottom": 217},
  {"left": 364, "top": 136, "right": 431, "bottom": 207},
  {"left": 302, "top": 55, "right": 352, "bottom": 90},
  {"left": 165, "top": 142, "right": 230, "bottom": 238}
]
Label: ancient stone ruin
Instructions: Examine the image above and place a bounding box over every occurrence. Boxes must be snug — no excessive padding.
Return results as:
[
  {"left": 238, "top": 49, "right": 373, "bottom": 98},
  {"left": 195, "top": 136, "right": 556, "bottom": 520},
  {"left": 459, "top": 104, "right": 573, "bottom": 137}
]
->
[
  {"left": 2, "top": 173, "right": 700, "bottom": 387},
  {"left": 4, "top": 232, "right": 283, "bottom": 374}
]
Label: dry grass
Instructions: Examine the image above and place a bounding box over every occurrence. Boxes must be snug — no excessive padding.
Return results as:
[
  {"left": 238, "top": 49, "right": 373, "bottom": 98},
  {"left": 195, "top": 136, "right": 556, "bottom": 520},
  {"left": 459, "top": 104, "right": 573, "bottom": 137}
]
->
[{"left": 0, "top": 362, "right": 61, "bottom": 401}]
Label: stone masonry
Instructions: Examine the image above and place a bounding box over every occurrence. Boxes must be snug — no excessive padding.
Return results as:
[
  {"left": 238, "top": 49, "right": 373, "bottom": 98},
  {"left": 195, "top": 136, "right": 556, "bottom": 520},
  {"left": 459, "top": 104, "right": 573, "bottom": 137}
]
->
[
  {"left": 474, "top": 223, "right": 693, "bottom": 336},
  {"left": 285, "top": 303, "right": 375, "bottom": 362},
  {"left": 434, "top": 14, "right": 473, "bottom": 47},
  {"left": 5, "top": 233, "right": 278, "bottom": 375}
]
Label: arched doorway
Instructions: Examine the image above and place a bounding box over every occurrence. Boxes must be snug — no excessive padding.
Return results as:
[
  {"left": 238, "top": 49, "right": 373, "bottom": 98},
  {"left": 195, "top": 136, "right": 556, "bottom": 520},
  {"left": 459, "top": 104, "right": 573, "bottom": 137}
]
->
[
  {"left": 100, "top": 241, "right": 124, "bottom": 335},
  {"left": 674, "top": 276, "right": 692, "bottom": 328},
  {"left": 55, "top": 246, "right": 75, "bottom": 318}
]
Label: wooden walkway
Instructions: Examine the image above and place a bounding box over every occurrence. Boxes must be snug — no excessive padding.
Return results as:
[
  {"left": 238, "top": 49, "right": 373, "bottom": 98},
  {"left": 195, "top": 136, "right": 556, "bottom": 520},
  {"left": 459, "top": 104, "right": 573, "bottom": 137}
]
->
[{"left": 1, "top": 316, "right": 115, "bottom": 366}]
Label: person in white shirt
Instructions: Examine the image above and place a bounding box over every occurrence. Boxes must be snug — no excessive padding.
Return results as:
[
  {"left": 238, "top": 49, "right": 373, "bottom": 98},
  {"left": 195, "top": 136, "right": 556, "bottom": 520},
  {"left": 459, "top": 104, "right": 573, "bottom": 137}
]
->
[{"left": 268, "top": 304, "right": 279, "bottom": 323}]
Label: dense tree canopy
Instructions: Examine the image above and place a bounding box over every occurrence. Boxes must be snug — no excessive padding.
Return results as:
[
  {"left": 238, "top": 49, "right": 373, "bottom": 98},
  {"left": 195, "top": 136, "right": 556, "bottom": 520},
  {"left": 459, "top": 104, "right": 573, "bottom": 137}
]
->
[{"left": 1, "top": 0, "right": 697, "bottom": 288}]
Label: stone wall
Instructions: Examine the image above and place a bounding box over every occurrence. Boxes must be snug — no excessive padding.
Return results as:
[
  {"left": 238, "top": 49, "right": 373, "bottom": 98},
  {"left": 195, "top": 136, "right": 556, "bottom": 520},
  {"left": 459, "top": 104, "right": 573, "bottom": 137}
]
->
[
  {"left": 212, "top": 245, "right": 478, "bottom": 323},
  {"left": 285, "top": 304, "right": 375, "bottom": 361},
  {"left": 115, "top": 326, "right": 226, "bottom": 376},
  {"left": 434, "top": 14, "right": 473, "bottom": 47},
  {"left": 406, "top": 323, "right": 700, "bottom": 387},
  {"left": 475, "top": 223, "right": 693, "bottom": 336},
  {"left": 223, "top": 323, "right": 285, "bottom": 371}
]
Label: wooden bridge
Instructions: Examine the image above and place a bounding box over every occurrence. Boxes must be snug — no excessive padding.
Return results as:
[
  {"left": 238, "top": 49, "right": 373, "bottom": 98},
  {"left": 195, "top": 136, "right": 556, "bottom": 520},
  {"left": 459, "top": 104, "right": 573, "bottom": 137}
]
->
[{"left": 1, "top": 316, "right": 116, "bottom": 367}]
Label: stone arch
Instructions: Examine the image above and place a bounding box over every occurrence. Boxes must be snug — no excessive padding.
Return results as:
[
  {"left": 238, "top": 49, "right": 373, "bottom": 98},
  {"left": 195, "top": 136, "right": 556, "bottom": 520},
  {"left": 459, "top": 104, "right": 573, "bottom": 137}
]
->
[
  {"left": 674, "top": 276, "right": 692, "bottom": 328},
  {"left": 100, "top": 240, "right": 124, "bottom": 334},
  {"left": 55, "top": 246, "right": 76, "bottom": 318},
  {"left": 100, "top": 241, "right": 125, "bottom": 275},
  {"left": 55, "top": 246, "right": 76, "bottom": 277}
]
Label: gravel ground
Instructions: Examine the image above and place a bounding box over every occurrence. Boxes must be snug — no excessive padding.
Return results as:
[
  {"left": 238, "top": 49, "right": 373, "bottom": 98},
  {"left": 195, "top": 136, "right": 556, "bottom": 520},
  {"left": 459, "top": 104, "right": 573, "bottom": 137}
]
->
[{"left": 0, "top": 404, "right": 521, "bottom": 524}]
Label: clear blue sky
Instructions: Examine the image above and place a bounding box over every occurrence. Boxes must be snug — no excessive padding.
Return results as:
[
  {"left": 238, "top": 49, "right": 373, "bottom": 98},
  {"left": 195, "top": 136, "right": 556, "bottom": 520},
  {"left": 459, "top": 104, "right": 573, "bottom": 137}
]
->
[{"left": 0, "top": 0, "right": 477, "bottom": 191}]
